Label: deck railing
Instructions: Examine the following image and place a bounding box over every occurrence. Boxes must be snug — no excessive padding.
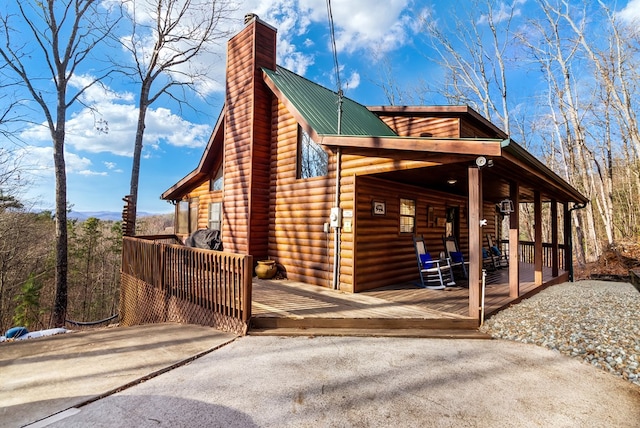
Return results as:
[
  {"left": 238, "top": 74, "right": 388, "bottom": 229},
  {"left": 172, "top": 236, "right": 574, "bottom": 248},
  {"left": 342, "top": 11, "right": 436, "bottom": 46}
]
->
[
  {"left": 120, "top": 235, "right": 253, "bottom": 335},
  {"left": 515, "top": 240, "right": 565, "bottom": 271}
]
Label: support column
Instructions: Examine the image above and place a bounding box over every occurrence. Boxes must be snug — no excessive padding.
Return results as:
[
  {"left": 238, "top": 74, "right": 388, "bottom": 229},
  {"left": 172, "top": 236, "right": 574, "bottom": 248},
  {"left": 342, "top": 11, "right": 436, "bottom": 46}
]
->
[
  {"left": 534, "top": 191, "right": 543, "bottom": 285},
  {"left": 468, "top": 166, "right": 482, "bottom": 320},
  {"left": 551, "top": 199, "right": 559, "bottom": 277},
  {"left": 563, "top": 202, "right": 573, "bottom": 280},
  {"left": 508, "top": 182, "right": 520, "bottom": 298}
]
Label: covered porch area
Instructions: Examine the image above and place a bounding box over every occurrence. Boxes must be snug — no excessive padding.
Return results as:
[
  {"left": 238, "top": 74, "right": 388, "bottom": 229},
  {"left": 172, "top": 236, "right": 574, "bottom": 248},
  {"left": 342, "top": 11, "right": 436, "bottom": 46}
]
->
[{"left": 346, "top": 138, "right": 588, "bottom": 321}]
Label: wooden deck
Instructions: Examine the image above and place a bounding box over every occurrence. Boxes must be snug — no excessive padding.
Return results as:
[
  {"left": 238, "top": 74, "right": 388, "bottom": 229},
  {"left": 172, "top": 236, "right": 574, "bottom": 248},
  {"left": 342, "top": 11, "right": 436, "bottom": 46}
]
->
[{"left": 250, "top": 263, "right": 565, "bottom": 336}]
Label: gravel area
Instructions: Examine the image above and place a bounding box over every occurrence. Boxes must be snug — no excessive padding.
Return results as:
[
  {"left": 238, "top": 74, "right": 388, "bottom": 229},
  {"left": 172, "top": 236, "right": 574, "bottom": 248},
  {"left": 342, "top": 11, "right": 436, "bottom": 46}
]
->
[{"left": 480, "top": 280, "right": 640, "bottom": 386}]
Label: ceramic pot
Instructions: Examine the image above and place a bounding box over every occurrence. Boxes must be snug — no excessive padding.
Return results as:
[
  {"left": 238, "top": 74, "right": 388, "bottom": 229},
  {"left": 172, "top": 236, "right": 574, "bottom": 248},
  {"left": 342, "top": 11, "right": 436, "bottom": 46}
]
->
[{"left": 255, "top": 260, "right": 277, "bottom": 279}]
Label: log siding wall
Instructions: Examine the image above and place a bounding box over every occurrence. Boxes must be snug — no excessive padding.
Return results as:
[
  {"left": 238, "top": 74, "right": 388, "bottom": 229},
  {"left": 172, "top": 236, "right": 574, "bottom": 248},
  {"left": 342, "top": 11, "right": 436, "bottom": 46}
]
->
[
  {"left": 377, "top": 115, "right": 500, "bottom": 139},
  {"left": 353, "top": 176, "right": 476, "bottom": 292},
  {"left": 378, "top": 116, "right": 461, "bottom": 138},
  {"left": 268, "top": 100, "right": 335, "bottom": 287}
]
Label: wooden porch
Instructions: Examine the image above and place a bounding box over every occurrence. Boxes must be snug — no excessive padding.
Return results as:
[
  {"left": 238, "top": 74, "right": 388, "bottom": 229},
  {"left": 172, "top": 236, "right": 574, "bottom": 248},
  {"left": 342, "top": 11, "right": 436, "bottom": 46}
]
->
[{"left": 250, "top": 262, "right": 564, "bottom": 337}]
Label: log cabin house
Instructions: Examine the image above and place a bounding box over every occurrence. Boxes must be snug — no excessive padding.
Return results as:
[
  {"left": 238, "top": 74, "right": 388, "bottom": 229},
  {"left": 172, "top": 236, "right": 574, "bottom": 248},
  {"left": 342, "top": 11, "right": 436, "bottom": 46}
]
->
[{"left": 159, "top": 15, "right": 588, "bottom": 321}]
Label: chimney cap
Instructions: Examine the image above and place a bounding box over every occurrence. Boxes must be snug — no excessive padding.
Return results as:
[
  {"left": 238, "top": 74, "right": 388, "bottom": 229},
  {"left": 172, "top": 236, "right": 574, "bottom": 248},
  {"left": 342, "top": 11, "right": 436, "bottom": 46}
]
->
[{"left": 244, "top": 13, "right": 258, "bottom": 25}]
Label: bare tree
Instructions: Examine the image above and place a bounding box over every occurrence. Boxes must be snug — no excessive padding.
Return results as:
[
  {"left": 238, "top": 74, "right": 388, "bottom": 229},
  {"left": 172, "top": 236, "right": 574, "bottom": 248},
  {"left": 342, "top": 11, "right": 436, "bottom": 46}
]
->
[
  {"left": 521, "top": 1, "right": 602, "bottom": 262},
  {"left": 419, "top": 0, "right": 519, "bottom": 135},
  {"left": 117, "top": 0, "right": 234, "bottom": 232},
  {"left": 0, "top": 1, "right": 120, "bottom": 326},
  {"left": 529, "top": 0, "right": 640, "bottom": 253}
]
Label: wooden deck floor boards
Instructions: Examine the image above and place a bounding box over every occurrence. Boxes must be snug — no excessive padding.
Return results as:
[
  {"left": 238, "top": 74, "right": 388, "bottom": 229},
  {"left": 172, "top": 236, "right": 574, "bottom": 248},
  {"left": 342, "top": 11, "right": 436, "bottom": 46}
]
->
[{"left": 250, "top": 262, "right": 565, "bottom": 332}]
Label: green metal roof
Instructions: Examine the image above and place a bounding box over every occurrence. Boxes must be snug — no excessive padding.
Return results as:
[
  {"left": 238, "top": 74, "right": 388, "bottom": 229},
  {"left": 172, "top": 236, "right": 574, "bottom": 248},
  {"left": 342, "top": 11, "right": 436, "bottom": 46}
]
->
[{"left": 263, "top": 66, "right": 397, "bottom": 137}]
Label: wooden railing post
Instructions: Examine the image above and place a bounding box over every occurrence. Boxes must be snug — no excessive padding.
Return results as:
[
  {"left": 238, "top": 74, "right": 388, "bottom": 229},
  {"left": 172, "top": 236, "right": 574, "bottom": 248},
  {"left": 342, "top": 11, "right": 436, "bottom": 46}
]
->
[{"left": 242, "top": 255, "right": 253, "bottom": 321}]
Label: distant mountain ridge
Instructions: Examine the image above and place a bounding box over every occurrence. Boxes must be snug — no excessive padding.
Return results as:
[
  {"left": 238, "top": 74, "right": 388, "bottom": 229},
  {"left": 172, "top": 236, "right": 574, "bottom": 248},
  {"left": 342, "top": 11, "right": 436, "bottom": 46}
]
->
[{"left": 68, "top": 211, "right": 169, "bottom": 221}]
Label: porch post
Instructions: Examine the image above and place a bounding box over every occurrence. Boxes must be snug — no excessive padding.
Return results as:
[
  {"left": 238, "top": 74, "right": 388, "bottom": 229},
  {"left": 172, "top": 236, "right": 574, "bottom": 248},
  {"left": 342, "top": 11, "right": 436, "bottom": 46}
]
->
[
  {"left": 468, "top": 165, "right": 482, "bottom": 320},
  {"left": 563, "top": 202, "right": 573, "bottom": 280},
  {"left": 551, "top": 199, "right": 559, "bottom": 277},
  {"left": 508, "top": 181, "right": 519, "bottom": 298},
  {"left": 534, "top": 191, "right": 543, "bottom": 285}
]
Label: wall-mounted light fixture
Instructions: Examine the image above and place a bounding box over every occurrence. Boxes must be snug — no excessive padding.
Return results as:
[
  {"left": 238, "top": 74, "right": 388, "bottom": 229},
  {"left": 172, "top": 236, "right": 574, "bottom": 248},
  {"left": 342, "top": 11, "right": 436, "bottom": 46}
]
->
[
  {"left": 475, "top": 156, "right": 494, "bottom": 168},
  {"left": 447, "top": 178, "right": 457, "bottom": 185},
  {"left": 499, "top": 199, "right": 515, "bottom": 214}
]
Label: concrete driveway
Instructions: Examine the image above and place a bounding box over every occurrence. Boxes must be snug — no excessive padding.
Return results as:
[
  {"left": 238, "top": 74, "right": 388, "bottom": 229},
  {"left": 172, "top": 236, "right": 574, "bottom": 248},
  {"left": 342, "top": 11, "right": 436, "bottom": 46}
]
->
[
  {"left": 4, "top": 327, "right": 638, "bottom": 428},
  {"left": 0, "top": 323, "right": 236, "bottom": 427}
]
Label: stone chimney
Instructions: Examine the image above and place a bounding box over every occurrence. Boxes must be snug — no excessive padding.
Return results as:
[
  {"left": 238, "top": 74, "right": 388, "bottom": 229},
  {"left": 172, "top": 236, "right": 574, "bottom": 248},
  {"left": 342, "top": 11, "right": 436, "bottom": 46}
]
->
[{"left": 221, "top": 16, "right": 277, "bottom": 258}]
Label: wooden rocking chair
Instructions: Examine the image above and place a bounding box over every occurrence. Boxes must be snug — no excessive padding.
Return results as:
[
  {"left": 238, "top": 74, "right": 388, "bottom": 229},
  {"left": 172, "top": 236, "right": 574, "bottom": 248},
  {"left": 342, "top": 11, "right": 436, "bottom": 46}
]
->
[
  {"left": 413, "top": 235, "right": 456, "bottom": 290},
  {"left": 442, "top": 234, "right": 468, "bottom": 279},
  {"left": 486, "top": 233, "right": 508, "bottom": 269}
]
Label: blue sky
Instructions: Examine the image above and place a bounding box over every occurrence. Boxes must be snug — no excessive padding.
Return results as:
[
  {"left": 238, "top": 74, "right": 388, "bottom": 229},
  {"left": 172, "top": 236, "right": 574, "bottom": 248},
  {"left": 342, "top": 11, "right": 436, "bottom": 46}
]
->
[{"left": 3, "top": 0, "right": 640, "bottom": 214}]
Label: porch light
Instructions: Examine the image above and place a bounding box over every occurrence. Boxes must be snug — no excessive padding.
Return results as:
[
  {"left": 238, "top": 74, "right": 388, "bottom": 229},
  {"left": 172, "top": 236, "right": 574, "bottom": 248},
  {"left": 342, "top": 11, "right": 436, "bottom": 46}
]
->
[
  {"left": 475, "top": 156, "right": 494, "bottom": 168},
  {"left": 499, "top": 199, "right": 515, "bottom": 214},
  {"left": 447, "top": 179, "right": 457, "bottom": 185}
]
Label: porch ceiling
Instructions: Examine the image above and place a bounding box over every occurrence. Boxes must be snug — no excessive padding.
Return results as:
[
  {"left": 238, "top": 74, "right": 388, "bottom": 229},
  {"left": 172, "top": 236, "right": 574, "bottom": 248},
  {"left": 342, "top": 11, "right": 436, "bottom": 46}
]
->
[{"left": 373, "top": 158, "right": 574, "bottom": 204}]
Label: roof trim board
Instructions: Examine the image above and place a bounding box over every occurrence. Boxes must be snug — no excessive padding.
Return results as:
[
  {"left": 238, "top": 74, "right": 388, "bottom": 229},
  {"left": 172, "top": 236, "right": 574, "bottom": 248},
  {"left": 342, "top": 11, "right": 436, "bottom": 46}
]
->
[{"left": 318, "top": 135, "right": 503, "bottom": 156}]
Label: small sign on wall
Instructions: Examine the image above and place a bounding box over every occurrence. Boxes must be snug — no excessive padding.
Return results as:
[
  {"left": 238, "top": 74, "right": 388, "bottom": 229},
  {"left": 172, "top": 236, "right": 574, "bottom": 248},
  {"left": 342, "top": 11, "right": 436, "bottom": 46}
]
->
[{"left": 372, "top": 200, "right": 386, "bottom": 216}]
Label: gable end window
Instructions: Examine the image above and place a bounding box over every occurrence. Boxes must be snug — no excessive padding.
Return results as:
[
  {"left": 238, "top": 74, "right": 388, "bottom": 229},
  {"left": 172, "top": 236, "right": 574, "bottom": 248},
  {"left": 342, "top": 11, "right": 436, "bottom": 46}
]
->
[
  {"left": 400, "top": 198, "right": 416, "bottom": 234},
  {"left": 298, "top": 126, "right": 328, "bottom": 179},
  {"left": 210, "top": 165, "right": 223, "bottom": 191}
]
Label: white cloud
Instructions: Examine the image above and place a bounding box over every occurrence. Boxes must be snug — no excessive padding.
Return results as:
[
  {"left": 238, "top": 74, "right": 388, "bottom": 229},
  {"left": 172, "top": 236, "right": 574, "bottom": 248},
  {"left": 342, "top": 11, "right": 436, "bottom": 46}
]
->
[
  {"left": 15, "top": 146, "right": 100, "bottom": 177},
  {"left": 70, "top": 74, "right": 135, "bottom": 104},
  {"left": 477, "top": 1, "right": 524, "bottom": 25},
  {"left": 78, "top": 170, "right": 108, "bottom": 176},
  {"left": 617, "top": 0, "right": 640, "bottom": 22},
  {"left": 345, "top": 71, "right": 361, "bottom": 90},
  {"left": 143, "top": 107, "right": 212, "bottom": 148},
  {"left": 299, "top": 0, "right": 415, "bottom": 55},
  {"left": 19, "top": 98, "right": 212, "bottom": 157},
  {"left": 104, "top": 161, "right": 124, "bottom": 173},
  {"left": 279, "top": 42, "right": 315, "bottom": 75}
]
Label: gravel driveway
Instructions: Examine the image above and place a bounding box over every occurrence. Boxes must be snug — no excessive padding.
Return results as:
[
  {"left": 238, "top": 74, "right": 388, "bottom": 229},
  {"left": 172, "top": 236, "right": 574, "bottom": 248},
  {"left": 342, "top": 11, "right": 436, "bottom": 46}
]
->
[{"left": 481, "top": 280, "right": 640, "bottom": 386}]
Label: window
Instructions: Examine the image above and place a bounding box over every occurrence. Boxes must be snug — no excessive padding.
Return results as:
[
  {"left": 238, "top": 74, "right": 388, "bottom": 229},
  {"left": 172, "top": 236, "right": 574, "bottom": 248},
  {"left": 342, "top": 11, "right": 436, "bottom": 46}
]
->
[
  {"left": 210, "top": 166, "right": 223, "bottom": 191},
  {"left": 298, "top": 126, "right": 328, "bottom": 179},
  {"left": 176, "top": 198, "right": 198, "bottom": 234},
  {"left": 208, "top": 202, "right": 222, "bottom": 231},
  {"left": 176, "top": 201, "right": 189, "bottom": 234},
  {"left": 189, "top": 198, "right": 199, "bottom": 233},
  {"left": 400, "top": 199, "right": 415, "bottom": 233}
]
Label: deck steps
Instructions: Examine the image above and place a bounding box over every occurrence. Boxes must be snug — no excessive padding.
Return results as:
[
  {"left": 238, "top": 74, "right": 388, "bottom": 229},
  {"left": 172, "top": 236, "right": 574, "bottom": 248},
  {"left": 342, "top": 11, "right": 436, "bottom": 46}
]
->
[
  {"left": 250, "top": 316, "right": 478, "bottom": 331},
  {"left": 248, "top": 327, "right": 491, "bottom": 339}
]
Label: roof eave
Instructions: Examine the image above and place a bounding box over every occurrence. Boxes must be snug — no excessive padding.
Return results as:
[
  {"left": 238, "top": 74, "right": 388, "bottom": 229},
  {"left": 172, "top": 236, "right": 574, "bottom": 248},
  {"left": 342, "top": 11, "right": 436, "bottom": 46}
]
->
[{"left": 501, "top": 139, "right": 589, "bottom": 204}]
